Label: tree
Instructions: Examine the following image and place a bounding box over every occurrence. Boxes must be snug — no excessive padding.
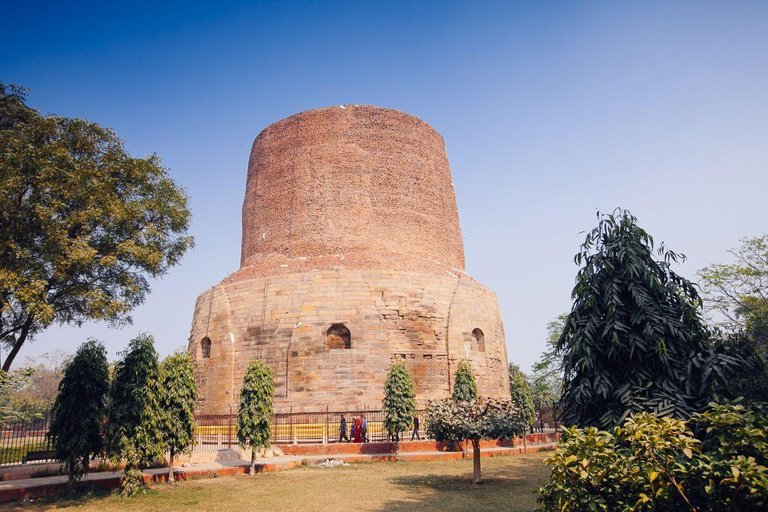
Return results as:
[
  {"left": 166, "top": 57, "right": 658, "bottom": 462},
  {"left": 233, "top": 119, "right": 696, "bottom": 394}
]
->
[
  {"left": 0, "top": 83, "right": 193, "bottom": 370},
  {"left": 382, "top": 361, "right": 416, "bottom": 442},
  {"left": 48, "top": 340, "right": 109, "bottom": 486},
  {"left": 425, "top": 397, "right": 525, "bottom": 484},
  {"left": 530, "top": 314, "right": 566, "bottom": 408},
  {"left": 6, "top": 351, "right": 70, "bottom": 418},
  {"left": 160, "top": 351, "right": 198, "bottom": 482},
  {"left": 0, "top": 367, "right": 34, "bottom": 424},
  {"left": 237, "top": 359, "right": 274, "bottom": 476},
  {"left": 508, "top": 363, "right": 535, "bottom": 431},
  {"left": 105, "top": 334, "right": 165, "bottom": 495},
  {"left": 698, "top": 235, "right": 768, "bottom": 401},
  {"left": 452, "top": 360, "right": 478, "bottom": 402},
  {"left": 558, "top": 209, "right": 719, "bottom": 429}
]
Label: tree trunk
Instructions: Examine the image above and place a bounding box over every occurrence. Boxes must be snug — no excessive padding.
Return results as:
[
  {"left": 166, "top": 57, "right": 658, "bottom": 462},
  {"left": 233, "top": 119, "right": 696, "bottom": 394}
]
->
[
  {"left": 168, "top": 448, "right": 175, "bottom": 483},
  {"left": 250, "top": 447, "right": 256, "bottom": 476},
  {"left": 2, "top": 317, "right": 33, "bottom": 371},
  {"left": 472, "top": 439, "right": 482, "bottom": 484},
  {"left": 67, "top": 459, "right": 75, "bottom": 494}
]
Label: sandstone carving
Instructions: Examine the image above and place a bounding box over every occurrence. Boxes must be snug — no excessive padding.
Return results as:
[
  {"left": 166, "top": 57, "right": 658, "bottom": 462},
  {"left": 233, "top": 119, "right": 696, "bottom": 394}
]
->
[{"left": 188, "top": 105, "right": 510, "bottom": 413}]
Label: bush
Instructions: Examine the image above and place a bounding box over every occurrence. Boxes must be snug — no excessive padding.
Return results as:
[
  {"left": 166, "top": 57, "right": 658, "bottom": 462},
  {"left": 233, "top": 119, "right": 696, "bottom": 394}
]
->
[{"left": 538, "top": 405, "right": 768, "bottom": 511}]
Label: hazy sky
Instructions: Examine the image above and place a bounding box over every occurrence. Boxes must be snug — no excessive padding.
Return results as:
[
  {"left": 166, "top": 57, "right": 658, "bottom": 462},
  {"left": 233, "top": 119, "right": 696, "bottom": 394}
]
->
[{"left": 2, "top": 1, "right": 767, "bottom": 373}]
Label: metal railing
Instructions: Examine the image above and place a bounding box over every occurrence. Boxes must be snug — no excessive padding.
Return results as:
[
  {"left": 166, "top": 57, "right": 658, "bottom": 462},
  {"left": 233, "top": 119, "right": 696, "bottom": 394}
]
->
[
  {"left": 0, "top": 414, "right": 54, "bottom": 466},
  {"left": 193, "top": 407, "right": 428, "bottom": 450}
]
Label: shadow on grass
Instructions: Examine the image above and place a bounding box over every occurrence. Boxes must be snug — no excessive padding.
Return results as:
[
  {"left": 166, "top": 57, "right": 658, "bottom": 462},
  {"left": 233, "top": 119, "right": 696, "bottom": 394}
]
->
[
  {"left": 0, "top": 486, "right": 162, "bottom": 511},
  {"left": 375, "top": 456, "right": 549, "bottom": 512}
]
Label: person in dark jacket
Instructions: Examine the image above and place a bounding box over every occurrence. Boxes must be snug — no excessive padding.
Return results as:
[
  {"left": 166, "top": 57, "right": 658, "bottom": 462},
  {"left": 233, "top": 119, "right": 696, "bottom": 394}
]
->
[
  {"left": 339, "top": 415, "right": 350, "bottom": 443},
  {"left": 411, "top": 415, "right": 420, "bottom": 441}
]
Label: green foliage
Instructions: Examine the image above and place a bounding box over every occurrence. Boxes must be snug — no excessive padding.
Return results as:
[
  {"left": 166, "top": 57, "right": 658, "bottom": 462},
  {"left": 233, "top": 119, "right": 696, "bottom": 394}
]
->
[
  {"left": 425, "top": 396, "right": 526, "bottom": 443},
  {"left": 381, "top": 361, "right": 416, "bottom": 441},
  {"left": 6, "top": 351, "right": 69, "bottom": 419},
  {"left": 508, "top": 363, "right": 535, "bottom": 427},
  {"left": 426, "top": 396, "right": 526, "bottom": 483},
  {"left": 105, "top": 334, "right": 165, "bottom": 494},
  {"left": 48, "top": 340, "right": 109, "bottom": 482},
  {"left": 699, "top": 236, "right": 768, "bottom": 402},
  {"left": 237, "top": 359, "right": 274, "bottom": 455},
  {"left": 160, "top": 351, "right": 198, "bottom": 469},
  {"left": 0, "top": 82, "right": 194, "bottom": 371},
  {"left": 530, "top": 314, "right": 566, "bottom": 407},
  {"left": 0, "top": 367, "right": 35, "bottom": 424},
  {"left": 538, "top": 407, "right": 768, "bottom": 512},
  {"left": 452, "top": 360, "right": 478, "bottom": 402},
  {"left": 558, "top": 209, "right": 718, "bottom": 429}
]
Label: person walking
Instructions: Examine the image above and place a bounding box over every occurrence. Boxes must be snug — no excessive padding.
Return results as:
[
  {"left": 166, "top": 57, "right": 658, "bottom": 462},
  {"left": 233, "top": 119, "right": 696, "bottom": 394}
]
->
[
  {"left": 361, "top": 414, "right": 368, "bottom": 443},
  {"left": 339, "top": 415, "right": 350, "bottom": 443},
  {"left": 411, "top": 415, "right": 420, "bottom": 441}
]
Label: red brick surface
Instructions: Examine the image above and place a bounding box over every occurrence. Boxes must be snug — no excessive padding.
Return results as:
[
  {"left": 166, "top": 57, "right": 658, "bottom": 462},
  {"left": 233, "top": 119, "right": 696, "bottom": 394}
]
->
[{"left": 240, "top": 105, "right": 464, "bottom": 277}]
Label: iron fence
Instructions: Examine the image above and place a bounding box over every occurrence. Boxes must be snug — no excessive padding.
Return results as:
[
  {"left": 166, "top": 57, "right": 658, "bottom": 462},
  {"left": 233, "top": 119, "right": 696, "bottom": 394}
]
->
[
  {"left": 0, "top": 414, "right": 54, "bottom": 466},
  {"left": 192, "top": 408, "right": 429, "bottom": 450}
]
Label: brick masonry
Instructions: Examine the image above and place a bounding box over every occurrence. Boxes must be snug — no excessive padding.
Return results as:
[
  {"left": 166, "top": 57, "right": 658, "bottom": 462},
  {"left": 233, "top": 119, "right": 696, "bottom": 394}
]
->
[{"left": 189, "top": 105, "right": 510, "bottom": 414}]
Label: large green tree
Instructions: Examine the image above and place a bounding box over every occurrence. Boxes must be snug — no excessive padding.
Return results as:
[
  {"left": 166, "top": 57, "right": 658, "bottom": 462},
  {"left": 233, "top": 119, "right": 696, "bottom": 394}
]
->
[
  {"left": 382, "top": 361, "right": 416, "bottom": 442},
  {"left": 105, "top": 334, "right": 165, "bottom": 495},
  {"left": 237, "top": 359, "right": 274, "bottom": 476},
  {"left": 48, "top": 339, "right": 109, "bottom": 486},
  {"left": 0, "top": 83, "right": 193, "bottom": 370},
  {"left": 698, "top": 235, "right": 768, "bottom": 401},
  {"left": 558, "top": 209, "right": 718, "bottom": 429},
  {"left": 426, "top": 397, "right": 526, "bottom": 484},
  {"left": 160, "top": 351, "right": 198, "bottom": 482},
  {"left": 452, "top": 360, "right": 478, "bottom": 402}
]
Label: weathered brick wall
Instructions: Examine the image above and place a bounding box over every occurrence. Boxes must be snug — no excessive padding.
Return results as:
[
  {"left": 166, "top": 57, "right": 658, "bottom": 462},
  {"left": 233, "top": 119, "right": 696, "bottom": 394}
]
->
[
  {"left": 189, "top": 105, "right": 511, "bottom": 414},
  {"left": 189, "top": 270, "right": 509, "bottom": 414},
  {"left": 239, "top": 105, "right": 464, "bottom": 277}
]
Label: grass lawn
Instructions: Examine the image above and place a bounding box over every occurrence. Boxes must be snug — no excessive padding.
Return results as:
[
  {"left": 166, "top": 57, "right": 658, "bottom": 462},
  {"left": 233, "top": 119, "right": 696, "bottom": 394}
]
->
[{"left": 2, "top": 451, "right": 553, "bottom": 512}]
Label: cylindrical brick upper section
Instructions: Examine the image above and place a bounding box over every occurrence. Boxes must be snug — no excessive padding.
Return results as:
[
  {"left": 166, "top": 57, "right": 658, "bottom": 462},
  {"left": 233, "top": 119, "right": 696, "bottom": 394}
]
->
[{"left": 239, "top": 105, "right": 465, "bottom": 275}]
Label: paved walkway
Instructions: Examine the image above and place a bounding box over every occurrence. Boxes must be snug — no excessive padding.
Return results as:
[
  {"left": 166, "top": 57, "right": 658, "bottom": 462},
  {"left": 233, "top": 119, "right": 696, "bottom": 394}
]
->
[{"left": 0, "top": 443, "right": 555, "bottom": 503}]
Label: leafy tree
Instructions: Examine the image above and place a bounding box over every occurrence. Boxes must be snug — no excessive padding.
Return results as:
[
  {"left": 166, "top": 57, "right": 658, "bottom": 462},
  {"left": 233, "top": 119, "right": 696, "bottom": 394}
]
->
[
  {"left": 382, "top": 361, "right": 416, "bottom": 442},
  {"left": 425, "top": 397, "right": 525, "bottom": 484},
  {"left": 508, "top": 363, "right": 535, "bottom": 430},
  {"left": 6, "top": 351, "right": 70, "bottom": 418},
  {"left": 48, "top": 340, "right": 109, "bottom": 486},
  {"left": 558, "top": 209, "right": 719, "bottom": 429},
  {"left": 0, "top": 83, "right": 193, "bottom": 370},
  {"left": 105, "top": 334, "right": 165, "bottom": 495},
  {"left": 237, "top": 359, "right": 274, "bottom": 476},
  {"left": 530, "top": 314, "right": 566, "bottom": 408},
  {"left": 0, "top": 367, "right": 34, "bottom": 423},
  {"left": 452, "top": 360, "right": 478, "bottom": 402},
  {"left": 699, "top": 235, "right": 768, "bottom": 401},
  {"left": 160, "top": 351, "right": 198, "bottom": 482}
]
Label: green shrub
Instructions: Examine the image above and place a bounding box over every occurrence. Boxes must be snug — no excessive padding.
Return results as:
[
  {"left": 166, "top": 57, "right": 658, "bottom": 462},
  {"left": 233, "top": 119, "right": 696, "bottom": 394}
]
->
[{"left": 538, "top": 406, "right": 768, "bottom": 511}]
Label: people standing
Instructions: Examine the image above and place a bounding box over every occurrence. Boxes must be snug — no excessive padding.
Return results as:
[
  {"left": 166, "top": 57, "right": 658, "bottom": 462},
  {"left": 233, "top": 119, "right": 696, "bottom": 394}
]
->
[
  {"left": 353, "top": 416, "right": 363, "bottom": 443},
  {"left": 411, "top": 415, "right": 420, "bottom": 441},
  {"left": 339, "top": 415, "right": 350, "bottom": 443},
  {"left": 361, "top": 414, "right": 368, "bottom": 442}
]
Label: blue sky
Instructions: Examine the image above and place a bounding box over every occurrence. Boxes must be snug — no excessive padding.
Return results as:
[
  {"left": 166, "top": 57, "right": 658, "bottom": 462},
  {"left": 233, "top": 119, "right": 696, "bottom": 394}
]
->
[{"left": 2, "top": 1, "right": 767, "bottom": 372}]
